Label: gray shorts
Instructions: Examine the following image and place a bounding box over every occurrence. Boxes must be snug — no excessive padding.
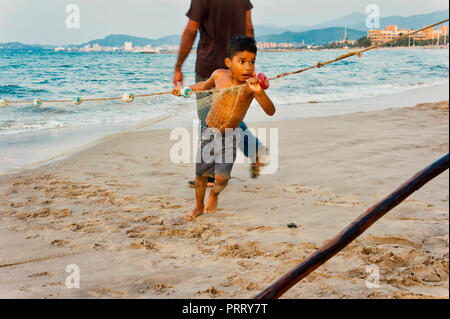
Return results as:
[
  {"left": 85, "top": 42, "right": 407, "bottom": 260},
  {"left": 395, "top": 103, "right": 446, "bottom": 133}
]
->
[{"left": 196, "top": 127, "right": 240, "bottom": 179}]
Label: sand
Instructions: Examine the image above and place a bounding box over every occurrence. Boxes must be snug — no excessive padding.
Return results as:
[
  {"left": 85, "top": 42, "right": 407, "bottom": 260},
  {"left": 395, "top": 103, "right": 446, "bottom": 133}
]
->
[{"left": 0, "top": 100, "right": 448, "bottom": 299}]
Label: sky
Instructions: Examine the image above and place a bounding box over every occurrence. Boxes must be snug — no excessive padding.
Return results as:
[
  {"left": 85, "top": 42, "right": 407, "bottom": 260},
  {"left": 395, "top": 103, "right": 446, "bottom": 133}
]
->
[{"left": 0, "top": 0, "right": 448, "bottom": 45}]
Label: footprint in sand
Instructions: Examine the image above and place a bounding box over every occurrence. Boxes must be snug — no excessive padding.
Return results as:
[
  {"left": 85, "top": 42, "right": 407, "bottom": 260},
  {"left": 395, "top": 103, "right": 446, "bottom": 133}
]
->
[
  {"left": 221, "top": 274, "right": 262, "bottom": 292},
  {"left": 103, "top": 152, "right": 127, "bottom": 157},
  {"left": 138, "top": 283, "right": 173, "bottom": 295},
  {"left": 196, "top": 286, "right": 224, "bottom": 298},
  {"left": 129, "top": 240, "right": 158, "bottom": 251},
  {"left": 50, "top": 239, "right": 70, "bottom": 247},
  {"left": 220, "top": 242, "right": 266, "bottom": 259},
  {"left": 314, "top": 195, "right": 360, "bottom": 207},
  {"left": 245, "top": 225, "right": 275, "bottom": 232},
  {"left": 281, "top": 184, "right": 316, "bottom": 194},
  {"left": 126, "top": 226, "right": 148, "bottom": 238},
  {"left": 27, "top": 272, "right": 50, "bottom": 278},
  {"left": 88, "top": 288, "right": 126, "bottom": 298},
  {"left": 142, "top": 215, "right": 164, "bottom": 225},
  {"left": 364, "top": 235, "right": 422, "bottom": 249}
]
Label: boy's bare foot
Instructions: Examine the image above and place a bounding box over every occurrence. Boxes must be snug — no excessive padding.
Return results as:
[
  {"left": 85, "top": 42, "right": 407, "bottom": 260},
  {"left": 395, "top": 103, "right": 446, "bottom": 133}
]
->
[
  {"left": 184, "top": 206, "right": 203, "bottom": 222},
  {"left": 204, "top": 190, "right": 219, "bottom": 214}
]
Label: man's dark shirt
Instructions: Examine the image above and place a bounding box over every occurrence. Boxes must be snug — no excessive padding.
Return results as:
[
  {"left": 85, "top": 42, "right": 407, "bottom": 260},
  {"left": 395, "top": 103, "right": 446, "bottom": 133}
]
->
[{"left": 187, "top": 0, "right": 253, "bottom": 78}]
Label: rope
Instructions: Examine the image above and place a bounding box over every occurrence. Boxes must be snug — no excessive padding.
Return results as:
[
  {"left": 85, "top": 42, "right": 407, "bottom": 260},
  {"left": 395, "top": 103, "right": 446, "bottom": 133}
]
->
[
  {"left": 1, "top": 18, "right": 448, "bottom": 107},
  {"left": 5, "top": 91, "right": 173, "bottom": 105}
]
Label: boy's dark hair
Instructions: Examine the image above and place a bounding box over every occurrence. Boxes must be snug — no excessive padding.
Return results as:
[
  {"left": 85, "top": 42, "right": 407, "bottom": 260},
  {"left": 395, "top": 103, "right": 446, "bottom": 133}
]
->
[{"left": 226, "top": 35, "right": 257, "bottom": 58}]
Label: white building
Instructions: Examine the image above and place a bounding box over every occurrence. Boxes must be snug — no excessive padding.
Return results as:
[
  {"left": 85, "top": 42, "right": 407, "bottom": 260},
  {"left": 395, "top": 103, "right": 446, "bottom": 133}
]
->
[{"left": 124, "top": 42, "right": 133, "bottom": 51}]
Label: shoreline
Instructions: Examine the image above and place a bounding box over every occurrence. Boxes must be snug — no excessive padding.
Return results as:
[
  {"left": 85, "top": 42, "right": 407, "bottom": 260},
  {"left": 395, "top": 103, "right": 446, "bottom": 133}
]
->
[
  {"left": 3, "top": 45, "right": 447, "bottom": 54},
  {"left": 1, "top": 82, "right": 448, "bottom": 176},
  {"left": 0, "top": 99, "right": 447, "bottom": 299},
  {"left": 258, "top": 45, "right": 450, "bottom": 53}
]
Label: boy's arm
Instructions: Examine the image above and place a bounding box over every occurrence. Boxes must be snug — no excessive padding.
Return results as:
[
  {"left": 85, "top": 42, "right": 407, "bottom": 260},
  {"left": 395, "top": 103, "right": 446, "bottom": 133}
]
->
[
  {"left": 189, "top": 71, "right": 216, "bottom": 91},
  {"left": 172, "top": 71, "right": 218, "bottom": 96},
  {"left": 254, "top": 91, "right": 276, "bottom": 116},
  {"left": 247, "top": 78, "right": 276, "bottom": 116}
]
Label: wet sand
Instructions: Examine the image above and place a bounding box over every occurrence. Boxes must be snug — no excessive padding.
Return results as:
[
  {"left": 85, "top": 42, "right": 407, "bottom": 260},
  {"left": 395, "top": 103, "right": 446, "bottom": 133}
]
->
[{"left": 0, "top": 101, "right": 448, "bottom": 299}]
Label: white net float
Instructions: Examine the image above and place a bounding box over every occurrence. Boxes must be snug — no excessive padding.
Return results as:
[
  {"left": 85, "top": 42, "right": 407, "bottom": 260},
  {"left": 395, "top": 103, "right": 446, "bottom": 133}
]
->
[
  {"left": 73, "top": 97, "right": 82, "bottom": 105},
  {"left": 0, "top": 99, "right": 8, "bottom": 107},
  {"left": 122, "top": 93, "right": 135, "bottom": 103},
  {"left": 180, "top": 87, "right": 192, "bottom": 98},
  {"left": 33, "top": 98, "right": 42, "bottom": 107}
]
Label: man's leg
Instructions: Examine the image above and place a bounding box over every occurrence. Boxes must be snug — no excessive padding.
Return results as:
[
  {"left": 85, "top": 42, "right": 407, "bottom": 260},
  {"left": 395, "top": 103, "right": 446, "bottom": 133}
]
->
[
  {"left": 238, "top": 121, "right": 259, "bottom": 160},
  {"left": 238, "top": 121, "right": 267, "bottom": 178}
]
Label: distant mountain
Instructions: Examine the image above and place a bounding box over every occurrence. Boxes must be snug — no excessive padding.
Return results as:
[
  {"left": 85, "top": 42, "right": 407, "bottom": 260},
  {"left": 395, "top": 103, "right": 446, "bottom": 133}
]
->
[
  {"left": 254, "top": 24, "right": 309, "bottom": 36},
  {"left": 311, "top": 12, "right": 367, "bottom": 30},
  {"left": 310, "top": 8, "right": 449, "bottom": 31},
  {"left": 75, "top": 34, "right": 181, "bottom": 48},
  {"left": 257, "top": 27, "right": 366, "bottom": 45},
  {"left": 379, "top": 8, "right": 449, "bottom": 30},
  {"left": 255, "top": 8, "right": 449, "bottom": 36},
  {"left": 284, "top": 25, "right": 311, "bottom": 33},
  {"left": 0, "top": 42, "right": 54, "bottom": 51},
  {"left": 150, "top": 34, "right": 182, "bottom": 47},
  {"left": 254, "top": 25, "right": 286, "bottom": 36}
]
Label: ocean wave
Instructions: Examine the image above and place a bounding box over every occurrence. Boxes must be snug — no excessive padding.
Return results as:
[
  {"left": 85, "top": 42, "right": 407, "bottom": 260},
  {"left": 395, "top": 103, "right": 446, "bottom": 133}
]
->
[
  {"left": 0, "top": 49, "right": 447, "bottom": 136},
  {"left": 0, "top": 120, "right": 69, "bottom": 135},
  {"left": 430, "top": 64, "right": 449, "bottom": 71},
  {"left": 270, "top": 80, "right": 448, "bottom": 106},
  {"left": 0, "top": 85, "right": 49, "bottom": 97}
]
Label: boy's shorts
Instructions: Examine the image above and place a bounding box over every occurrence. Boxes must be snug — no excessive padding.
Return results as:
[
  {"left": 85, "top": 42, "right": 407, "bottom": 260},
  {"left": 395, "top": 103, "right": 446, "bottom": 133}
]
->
[{"left": 196, "top": 127, "right": 240, "bottom": 179}]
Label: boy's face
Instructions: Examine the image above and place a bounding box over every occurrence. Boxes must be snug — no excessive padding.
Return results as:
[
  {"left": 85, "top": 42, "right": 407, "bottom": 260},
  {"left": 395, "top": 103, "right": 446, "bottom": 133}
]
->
[{"left": 225, "top": 51, "right": 256, "bottom": 82}]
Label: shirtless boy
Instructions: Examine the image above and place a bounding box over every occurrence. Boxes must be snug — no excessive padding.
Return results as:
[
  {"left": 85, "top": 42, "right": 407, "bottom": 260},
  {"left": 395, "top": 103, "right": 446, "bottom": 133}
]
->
[{"left": 173, "top": 35, "right": 276, "bottom": 221}]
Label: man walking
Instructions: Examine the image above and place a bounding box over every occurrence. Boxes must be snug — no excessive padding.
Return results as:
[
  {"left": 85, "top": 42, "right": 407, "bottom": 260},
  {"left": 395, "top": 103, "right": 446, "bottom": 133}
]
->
[{"left": 173, "top": 0, "right": 265, "bottom": 185}]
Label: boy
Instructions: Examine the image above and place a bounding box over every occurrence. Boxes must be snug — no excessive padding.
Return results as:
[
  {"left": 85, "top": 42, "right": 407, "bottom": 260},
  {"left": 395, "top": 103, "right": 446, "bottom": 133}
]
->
[{"left": 173, "top": 35, "right": 276, "bottom": 221}]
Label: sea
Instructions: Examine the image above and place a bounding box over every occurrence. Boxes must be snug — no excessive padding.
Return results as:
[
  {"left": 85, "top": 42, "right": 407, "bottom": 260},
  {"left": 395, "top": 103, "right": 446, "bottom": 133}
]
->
[{"left": 0, "top": 48, "right": 449, "bottom": 173}]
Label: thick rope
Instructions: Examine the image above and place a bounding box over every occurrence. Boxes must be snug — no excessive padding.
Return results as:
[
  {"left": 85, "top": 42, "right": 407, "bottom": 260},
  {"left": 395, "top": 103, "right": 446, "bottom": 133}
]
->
[{"left": 2, "top": 18, "right": 449, "bottom": 107}]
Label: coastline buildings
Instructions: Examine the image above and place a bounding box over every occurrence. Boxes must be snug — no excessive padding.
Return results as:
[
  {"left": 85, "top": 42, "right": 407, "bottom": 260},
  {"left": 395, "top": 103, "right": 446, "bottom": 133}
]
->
[
  {"left": 257, "top": 42, "right": 296, "bottom": 50},
  {"left": 124, "top": 42, "right": 133, "bottom": 51},
  {"left": 58, "top": 41, "right": 179, "bottom": 53},
  {"left": 368, "top": 25, "right": 449, "bottom": 44}
]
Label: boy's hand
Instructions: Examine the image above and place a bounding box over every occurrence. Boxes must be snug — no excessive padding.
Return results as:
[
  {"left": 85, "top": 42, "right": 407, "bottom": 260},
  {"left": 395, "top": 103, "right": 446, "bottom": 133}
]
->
[
  {"left": 247, "top": 76, "right": 263, "bottom": 94},
  {"left": 172, "top": 86, "right": 181, "bottom": 96}
]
